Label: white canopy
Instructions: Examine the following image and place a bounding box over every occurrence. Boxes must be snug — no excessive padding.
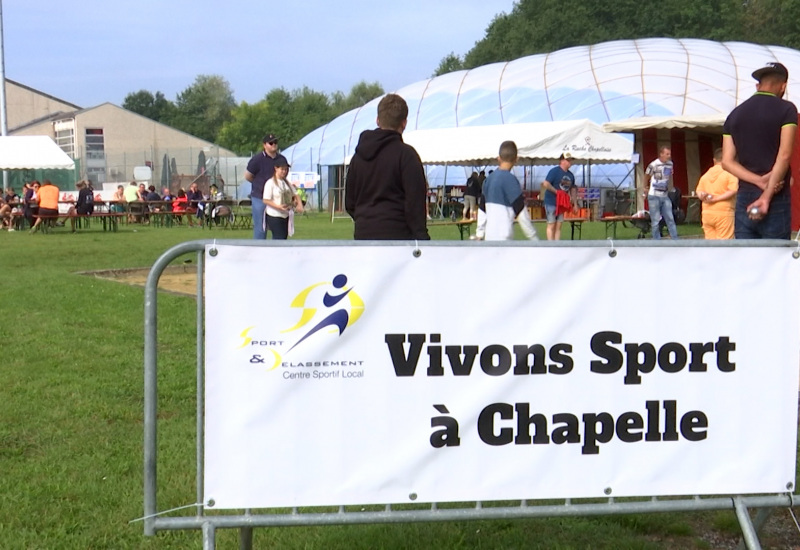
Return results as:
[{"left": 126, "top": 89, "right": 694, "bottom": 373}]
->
[
  {"left": 0, "top": 135, "right": 75, "bottom": 169},
  {"left": 602, "top": 114, "right": 727, "bottom": 133},
  {"left": 398, "top": 120, "right": 633, "bottom": 165}
]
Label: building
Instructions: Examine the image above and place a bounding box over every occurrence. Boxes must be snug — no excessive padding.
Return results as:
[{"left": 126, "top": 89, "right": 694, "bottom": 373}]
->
[{"left": 6, "top": 79, "right": 238, "bottom": 193}]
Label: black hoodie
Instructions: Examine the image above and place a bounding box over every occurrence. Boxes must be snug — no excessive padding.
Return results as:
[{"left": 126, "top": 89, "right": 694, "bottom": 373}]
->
[{"left": 345, "top": 128, "right": 430, "bottom": 240}]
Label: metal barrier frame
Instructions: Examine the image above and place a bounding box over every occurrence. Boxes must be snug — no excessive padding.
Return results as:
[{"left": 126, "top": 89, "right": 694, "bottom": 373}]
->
[{"left": 144, "top": 239, "right": 800, "bottom": 550}]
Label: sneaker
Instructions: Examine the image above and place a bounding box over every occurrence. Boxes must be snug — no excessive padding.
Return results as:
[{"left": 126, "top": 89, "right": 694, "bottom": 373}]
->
[
  {"left": 7, "top": 228, "right": 15, "bottom": 232},
  {"left": 29, "top": 225, "right": 38, "bottom": 234}
]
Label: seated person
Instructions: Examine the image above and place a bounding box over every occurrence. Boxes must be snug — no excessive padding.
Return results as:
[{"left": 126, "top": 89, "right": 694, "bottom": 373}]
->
[
  {"left": 171, "top": 188, "right": 194, "bottom": 226},
  {"left": 67, "top": 181, "right": 94, "bottom": 232},
  {"left": 29, "top": 179, "right": 59, "bottom": 233}
]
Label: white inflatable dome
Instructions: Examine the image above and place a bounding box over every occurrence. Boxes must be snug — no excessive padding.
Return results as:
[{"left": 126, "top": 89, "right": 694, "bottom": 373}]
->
[{"left": 284, "top": 38, "right": 800, "bottom": 186}]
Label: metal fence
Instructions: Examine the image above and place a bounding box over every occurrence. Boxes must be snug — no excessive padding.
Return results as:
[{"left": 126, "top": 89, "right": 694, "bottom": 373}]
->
[{"left": 143, "top": 239, "right": 800, "bottom": 550}]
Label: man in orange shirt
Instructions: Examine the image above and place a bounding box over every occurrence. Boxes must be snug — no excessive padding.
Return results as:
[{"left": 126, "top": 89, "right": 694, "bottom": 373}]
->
[
  {"left": 29, "top": 179, "right": 59, "bottom": 233},
  {"left": 696, "top": 148, "right": 738, "bottom": 239}
]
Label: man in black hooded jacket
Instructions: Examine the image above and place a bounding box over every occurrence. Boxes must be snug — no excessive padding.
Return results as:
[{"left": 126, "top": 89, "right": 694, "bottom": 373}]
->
[{"left": 345, "top": 93, "right": 430, "bottom": 240}]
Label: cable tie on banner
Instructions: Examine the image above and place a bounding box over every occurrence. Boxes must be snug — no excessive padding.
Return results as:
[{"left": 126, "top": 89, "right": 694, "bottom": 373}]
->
[
  {"left": 793, "top": 237, "right": 800, "bottom": 259},
  {"left": 606, "top": 238, "right": 617, "bottom": 258},
  {"left": 412, "top": 240, "right": 422, "bottom": 258},
  {"left": 129, "top": 502, "right": 203, "bottom": 524},
  {"left": 209, "top": 239, "right": 218, "bottom": 257}
]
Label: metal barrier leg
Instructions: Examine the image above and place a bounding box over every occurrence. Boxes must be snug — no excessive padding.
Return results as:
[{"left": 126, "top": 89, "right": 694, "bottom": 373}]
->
[
  {"left": 202, "top": 522, "right": 216, "bottom": 550},
  {"left": 734, "top": 497, "right": 762, "bottom": 550},
  {"left": 239, "top": 526, "right": 253, "bottom": 550},
  {"left": 736, "top": 507, "right": 772, "bottom": 550}
]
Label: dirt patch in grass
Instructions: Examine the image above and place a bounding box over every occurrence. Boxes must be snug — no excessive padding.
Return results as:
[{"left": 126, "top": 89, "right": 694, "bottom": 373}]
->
[{"left": 81, "top": 264, "right": 198, "bottom": 296}]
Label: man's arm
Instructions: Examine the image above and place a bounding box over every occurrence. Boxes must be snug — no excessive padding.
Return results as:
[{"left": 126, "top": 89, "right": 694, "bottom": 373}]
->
[
  {"left": 401, "top": 150, "right": 430, "bottom": 240},
  {"left": 344, "top": 163, "right": 357, "bottom": 218},
  {"left": 747, "top": 125, "right": 796, "bottom": 216},
  {"left": 514, "top": 197, "right": 539, "bottom": 240},
  {"left": 244, "top": 171, "right": 254, "bottom": 183}
]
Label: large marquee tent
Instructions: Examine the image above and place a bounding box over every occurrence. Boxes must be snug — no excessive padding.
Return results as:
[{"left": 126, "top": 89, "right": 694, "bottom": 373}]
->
[{"left": 282, "top": 38, "right": 800, "bottom": 194}]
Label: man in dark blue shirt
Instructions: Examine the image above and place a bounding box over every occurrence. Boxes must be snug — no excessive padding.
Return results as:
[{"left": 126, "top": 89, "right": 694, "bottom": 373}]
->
[
  {"left": 722, "top": 62, "right": 797, "bottom": 239},
  {"left": 245, "top": 133, "right": 288, "bottom": 239}
]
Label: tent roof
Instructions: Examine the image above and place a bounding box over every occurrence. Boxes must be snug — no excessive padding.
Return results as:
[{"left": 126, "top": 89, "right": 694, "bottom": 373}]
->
[
  {"left": 0, "top": 136, "right": 74, "bottom": 169},
  {"left": 399, "top": 120, "right": 632, "bottom": 165},
  {"left": 602, "top": 114, "right": 727, "bottom": 133}
]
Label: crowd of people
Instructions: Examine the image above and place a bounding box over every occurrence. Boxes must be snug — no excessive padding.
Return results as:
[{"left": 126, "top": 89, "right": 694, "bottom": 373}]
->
[
  {"left": 0, "top": 176, "right": 241, "bottom": 233},
  {"left": 341, "top": 60, "right": 796, "bottom": 244},
  {"left": 5, "top": 61, "right": 794, "bottom": 242}
]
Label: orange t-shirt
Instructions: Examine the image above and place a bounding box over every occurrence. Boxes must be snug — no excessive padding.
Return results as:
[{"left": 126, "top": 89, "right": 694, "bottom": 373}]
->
[{"left": 37, "top": 184, "right": 59, "bottom": 210}]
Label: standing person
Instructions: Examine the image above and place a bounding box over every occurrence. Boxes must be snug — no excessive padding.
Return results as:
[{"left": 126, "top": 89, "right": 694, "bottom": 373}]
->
[
  {"left": 722, "top": 62, "right": 797, "bottom": 239},
  {"left": 262, "top": 158, "right": 303, "bottom": 239},
  {"left": 474, "top": 141, "right": 538, "bottom": 241},
  {"left": 644, "top": 146, "right": 679, "bottom": 240},
  {"left": 29, "top": 179, "right": 59, "bottom": 233},
  {"left": 695, "top": 148, "right": 738, "bottom": 239},
  {"left": 344, "top": 93, "right": 430, "bottom": 240},
  {"left": 540, "top": 153, "right": 578, "bottom": 240},
  {"left": 462, "top": 171, "right": 481, "bottom": 220},
  {"left": 245, "top": 133, "right": 287, "bottom": 239}
]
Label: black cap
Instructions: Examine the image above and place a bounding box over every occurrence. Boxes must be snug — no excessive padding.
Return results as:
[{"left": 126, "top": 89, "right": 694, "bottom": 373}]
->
[
  {"left": 752, "top": 62, "right": 789, "bottom": 82},
  {"left": 274, "top": 157, "right": 291, "bottom": 168},
  {"left": 263, "top": 133, "right": 279, "bottom": 144}
]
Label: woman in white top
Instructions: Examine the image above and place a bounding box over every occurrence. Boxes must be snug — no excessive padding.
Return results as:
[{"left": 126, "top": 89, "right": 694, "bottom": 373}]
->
[{"left": 262, "top": 158, "right": 303, "bottom": 239}]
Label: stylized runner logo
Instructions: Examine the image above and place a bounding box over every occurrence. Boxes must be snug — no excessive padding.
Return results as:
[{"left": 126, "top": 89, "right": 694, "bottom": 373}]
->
[
  {"left": 283, "top": 274, "right": 364, "bottom": 352},
  {"left": 242, "top": 274, "right": 365, "bottom": 371}
]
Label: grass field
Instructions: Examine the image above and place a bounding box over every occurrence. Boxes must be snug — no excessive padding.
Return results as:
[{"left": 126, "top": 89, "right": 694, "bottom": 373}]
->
[{"left": 1, "top": 212, "right": 785, "bottom": 549}]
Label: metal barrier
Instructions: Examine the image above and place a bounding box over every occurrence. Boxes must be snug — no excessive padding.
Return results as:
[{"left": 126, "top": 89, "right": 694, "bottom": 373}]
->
[{"left": 143, "top": 239, "right": 800, "bottom": 550}]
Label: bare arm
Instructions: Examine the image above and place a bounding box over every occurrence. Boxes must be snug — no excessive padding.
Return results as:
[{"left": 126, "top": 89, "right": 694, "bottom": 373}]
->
[{"left": 244, "top": 170, "right": 254, "bottom": 183}]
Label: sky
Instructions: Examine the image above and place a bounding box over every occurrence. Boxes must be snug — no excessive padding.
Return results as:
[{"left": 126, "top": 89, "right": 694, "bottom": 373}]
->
[{"left": 3, "top": 0, "right": 516, "bottom": 108}]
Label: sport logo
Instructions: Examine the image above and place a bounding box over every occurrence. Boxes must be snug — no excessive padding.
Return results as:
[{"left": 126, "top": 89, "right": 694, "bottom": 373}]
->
[
  {"left": 241, "top": 274, "right": 365, "bottom": 370},
  {"left": 283, "top": 273, "right": 365, "bottom": 351}
]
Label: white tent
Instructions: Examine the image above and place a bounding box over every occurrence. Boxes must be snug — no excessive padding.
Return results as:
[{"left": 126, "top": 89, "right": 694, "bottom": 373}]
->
[
  {"left": 602, "top": 114, "right": 727, "bottom": 133},
  {"left": 399, "top": 119, "right": 633, "bottom": 165},
  {"left": 0, "top": 135, "right": 74, "bottom": 169}
]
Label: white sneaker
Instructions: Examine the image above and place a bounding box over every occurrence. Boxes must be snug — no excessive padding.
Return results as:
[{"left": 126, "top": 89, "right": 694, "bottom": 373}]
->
[{"left": 7, "top": 228, "right": 14, "bottom": 232}]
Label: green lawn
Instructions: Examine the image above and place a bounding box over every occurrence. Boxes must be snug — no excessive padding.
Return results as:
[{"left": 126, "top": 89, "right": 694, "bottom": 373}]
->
[{"left": 0, "top": 213, "right": 755, "bottom": 549}]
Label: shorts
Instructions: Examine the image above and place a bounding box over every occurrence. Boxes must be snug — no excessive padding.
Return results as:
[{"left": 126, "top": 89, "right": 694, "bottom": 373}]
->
[
  {"left": 545, "top": 204, "right": 563, "bottom": 223},
  {"left": 38, "top": 207, "right": 58, "bottom": 220}
]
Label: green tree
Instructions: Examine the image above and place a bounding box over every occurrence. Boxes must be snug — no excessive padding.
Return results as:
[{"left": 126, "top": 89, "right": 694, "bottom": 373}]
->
[
  {"left": 170, "top": 75, "right": 236, "bottom": 142},
  {"left": 122, "top": 90, "right": 175, "bottom": 123},
  {"left": 433, "top": 52, "right": 465, "bottom": 77},
  {"left": 741, "top": 0, "right": 800, "bottom": 49},
  {"left": 460, "top": 0, "right": 748, "bottom": 69},
  {"left": 331, "top": 81, "right": 384, "bottom": 115}
]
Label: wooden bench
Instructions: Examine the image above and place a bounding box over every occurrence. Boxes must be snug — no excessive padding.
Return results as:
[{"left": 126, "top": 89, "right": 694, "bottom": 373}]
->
[
  {"left": 427, "top": 219, "right": 475, "bottom": 240},
  {"left": 530, "top": 218, "right": 588, "bottom": 240}
]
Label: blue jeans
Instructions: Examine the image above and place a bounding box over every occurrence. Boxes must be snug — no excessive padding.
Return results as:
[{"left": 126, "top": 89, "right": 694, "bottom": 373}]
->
[
  {"left": 735, "top": 188, "right": 791, "bottom": 239},
  {"left": 648, "top": 194, "right": 678, "bottom": 239},
  {"left": 251, "top": 196, "right": 266, "bottom": 239}
]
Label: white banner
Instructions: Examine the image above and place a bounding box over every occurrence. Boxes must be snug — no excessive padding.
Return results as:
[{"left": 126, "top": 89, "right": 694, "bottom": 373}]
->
[{"left": 204, "top": 244, "right": 800, "bottom": 509}]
